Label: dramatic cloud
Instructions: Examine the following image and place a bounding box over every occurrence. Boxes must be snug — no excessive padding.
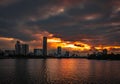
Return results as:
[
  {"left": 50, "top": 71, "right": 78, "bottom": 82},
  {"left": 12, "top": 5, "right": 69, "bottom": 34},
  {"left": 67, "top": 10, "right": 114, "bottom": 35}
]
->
[{"left": 0, "top": 0, "right": 120, "bottom": 53}]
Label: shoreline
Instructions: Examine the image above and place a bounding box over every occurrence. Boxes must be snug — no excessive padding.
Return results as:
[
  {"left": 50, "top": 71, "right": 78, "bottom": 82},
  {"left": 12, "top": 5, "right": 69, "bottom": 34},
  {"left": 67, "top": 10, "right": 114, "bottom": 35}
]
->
[{"left": 0, "top": 56, "right": 120, "bottom": 60}]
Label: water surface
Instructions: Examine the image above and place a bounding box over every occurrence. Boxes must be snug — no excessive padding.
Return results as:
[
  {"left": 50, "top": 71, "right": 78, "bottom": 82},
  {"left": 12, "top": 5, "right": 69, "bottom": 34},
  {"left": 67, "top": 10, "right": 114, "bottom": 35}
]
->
[{"left": 0, "top": 59, "right": 120, "bottom": 84}]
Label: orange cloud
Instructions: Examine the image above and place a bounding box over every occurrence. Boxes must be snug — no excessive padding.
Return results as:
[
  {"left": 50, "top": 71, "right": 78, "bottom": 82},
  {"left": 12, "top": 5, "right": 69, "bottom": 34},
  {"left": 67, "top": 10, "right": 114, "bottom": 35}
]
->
[
  {"left": 0, "top": 34, "right": 120, "bottom": 54},
  {"left": 0, "top": 37, "right": 14, "bottom": 41},
  {"left": 47, "top": 37, "right": 91, "bottom": 51},
  {"left": 95, "top": 46, "right": 120, "bottom": 51}
]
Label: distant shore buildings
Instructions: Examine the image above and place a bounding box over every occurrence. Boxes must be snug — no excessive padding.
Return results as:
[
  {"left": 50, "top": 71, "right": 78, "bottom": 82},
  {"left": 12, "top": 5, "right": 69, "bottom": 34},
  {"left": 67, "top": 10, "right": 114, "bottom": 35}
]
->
[
  {"left": 0, "top": 36, "right": 120, "bottom": 60},
  {"left": 15, "top": 41, "right": 29, "bottom": 56},
  {"left": 34, "top": 49, "right": 42, "bottom": 56}
]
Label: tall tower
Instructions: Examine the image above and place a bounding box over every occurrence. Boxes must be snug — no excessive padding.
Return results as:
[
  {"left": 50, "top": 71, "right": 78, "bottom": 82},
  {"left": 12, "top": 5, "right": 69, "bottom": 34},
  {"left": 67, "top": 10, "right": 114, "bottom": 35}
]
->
[
  {"left": 43, "top": 37, "right": 47, "bottom": 56},
  {"left": 21, "top": 44, "right": 29, "bottom": 56},
  {"left": 57, "top": 46, "right": 62, "bottom": 55},
  {"left": 15, "top": 41, "right": 21, "bottom": 55}
]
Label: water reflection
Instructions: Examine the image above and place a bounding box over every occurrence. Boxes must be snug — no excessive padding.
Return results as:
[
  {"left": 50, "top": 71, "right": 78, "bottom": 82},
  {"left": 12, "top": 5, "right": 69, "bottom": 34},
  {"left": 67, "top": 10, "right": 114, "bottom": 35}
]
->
[
  {"left": 88, "top": 60, "right": 120, "bottom": 84},
  {"left": 0, "top": 59, "right": 120, "bottom": 84},
  {"left": 0, "top": 59, "right": 15, "bottom": 84},
  {"left": 46, "top": 59, "right": 81, "bottom": 83},
  {"left": 14, "top": 59, "right": 30, "bottom": 84},
  {"left": 46, "top": 59, "right": 91, "bottom": 83},
  {"left": 27, "top": 59, "right": 49, "bottom": 84}
]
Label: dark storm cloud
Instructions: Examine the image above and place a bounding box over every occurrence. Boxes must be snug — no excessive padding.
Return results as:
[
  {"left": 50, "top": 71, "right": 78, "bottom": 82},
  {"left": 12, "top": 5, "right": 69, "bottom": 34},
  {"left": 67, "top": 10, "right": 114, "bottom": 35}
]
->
[
  {"left": 0, "top": 0, "right": 120, "bottom": 47},
  {"left": 0, "top": 0, "right": 49, "bottom": 19},
  {"left": 0, "top": 0, "right": 64, "bottom": 41},
  {"left": 33, "top": 0, "right": 120, "bottom": 46}
]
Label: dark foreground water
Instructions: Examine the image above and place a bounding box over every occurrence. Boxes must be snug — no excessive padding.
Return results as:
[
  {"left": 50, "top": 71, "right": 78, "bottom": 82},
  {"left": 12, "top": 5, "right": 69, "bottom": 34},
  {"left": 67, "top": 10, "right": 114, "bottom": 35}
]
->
[{"left": 0, "top": 59, "right": 120, "bottom": 84}]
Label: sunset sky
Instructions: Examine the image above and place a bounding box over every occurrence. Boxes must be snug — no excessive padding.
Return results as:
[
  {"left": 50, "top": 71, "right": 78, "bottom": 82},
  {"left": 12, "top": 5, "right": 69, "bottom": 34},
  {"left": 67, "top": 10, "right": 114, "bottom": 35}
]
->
[{"left": 0, "top": 0, "right": 120, "bottom": 54}]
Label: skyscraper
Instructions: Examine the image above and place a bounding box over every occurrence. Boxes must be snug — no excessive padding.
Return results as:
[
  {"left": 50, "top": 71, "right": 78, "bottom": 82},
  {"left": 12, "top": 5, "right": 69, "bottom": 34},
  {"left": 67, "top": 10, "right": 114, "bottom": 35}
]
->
[
  {"left": 43, "top": 37, "right": 47, "bottom": 56},
  {"left": 21, "top": 44, "right": 29, "bottom": 56},
  {"left": 57, "top": 46, "right": 62, "bottom": 55},
  {"left": 34, "top": 49, "right": 43, "bottom": 56},
  {"left": 15, "top": 41, "right": 21, "bottom": 55},
  {"left": 56, "top": 46, "right": 62, "bottom": 57},
  {"left": 103, "top": 49, "right": 108, "bottom": 55}
]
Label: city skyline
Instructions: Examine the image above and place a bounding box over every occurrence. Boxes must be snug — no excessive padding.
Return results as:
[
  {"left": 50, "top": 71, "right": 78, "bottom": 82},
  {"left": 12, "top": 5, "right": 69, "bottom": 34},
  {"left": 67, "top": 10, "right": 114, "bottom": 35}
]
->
[
  {"left": 0, "top": 0, "right": 120, "bottom": 54},
  {"left": 0, "top": 37, "right": 118, "bottom": 56},
  {"left": 0, "top": 36, "right": 119, "bottom": 55}
]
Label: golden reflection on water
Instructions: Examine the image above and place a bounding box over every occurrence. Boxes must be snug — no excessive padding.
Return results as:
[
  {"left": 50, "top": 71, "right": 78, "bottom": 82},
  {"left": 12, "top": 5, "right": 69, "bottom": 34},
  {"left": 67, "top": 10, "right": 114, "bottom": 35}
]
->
[
  {"left": 46, "top": 59, "right": 90, "bottom": 82},
  {"left": 0, "top": 59, "right": 120, "bottom": 84}
]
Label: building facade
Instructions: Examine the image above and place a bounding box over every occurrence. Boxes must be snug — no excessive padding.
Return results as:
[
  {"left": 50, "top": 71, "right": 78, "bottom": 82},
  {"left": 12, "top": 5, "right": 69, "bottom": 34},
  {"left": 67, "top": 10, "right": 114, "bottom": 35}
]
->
[
  {"left": 21, "top": 44, "right": 29, "bottom": 56},
  {"left": 57, "top": 46, "right": 62, "bottom": 57},
  {"left": 34, "top": 49, "right": 43, "bottom": 56},
  {"left": 15, "top": 41, "right": 21, "bottom": 55},
  {"left": 43, "top": 37, "right": 47, "bottom": 56}
]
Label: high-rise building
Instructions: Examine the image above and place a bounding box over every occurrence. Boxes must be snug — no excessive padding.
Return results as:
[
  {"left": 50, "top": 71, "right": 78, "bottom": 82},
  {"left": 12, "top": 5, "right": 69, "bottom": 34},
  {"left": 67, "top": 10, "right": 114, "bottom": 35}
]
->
[
  {"left": 103, "top": 49, "right": 108, "bottom": 55},
  {"left": 65, "top": 51, "right": 70, "bottom": 57},
  {"left": 43, "top": 37, "right": 47, "bottom": 56},
  {"left": 4, "top": 50, "right": 15, "bottom": 56},
  {"left": 34, "top": 49, "right": 43, "bottom": 56},
  {"left": 15, "top": 41, "right": 21, "bottom": 55},
  {"left": 21, "top": 44, "right": 29, "bottom": 56},
  {"left": 57, "top": 46, "right": 62, "bottom": 56}
]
